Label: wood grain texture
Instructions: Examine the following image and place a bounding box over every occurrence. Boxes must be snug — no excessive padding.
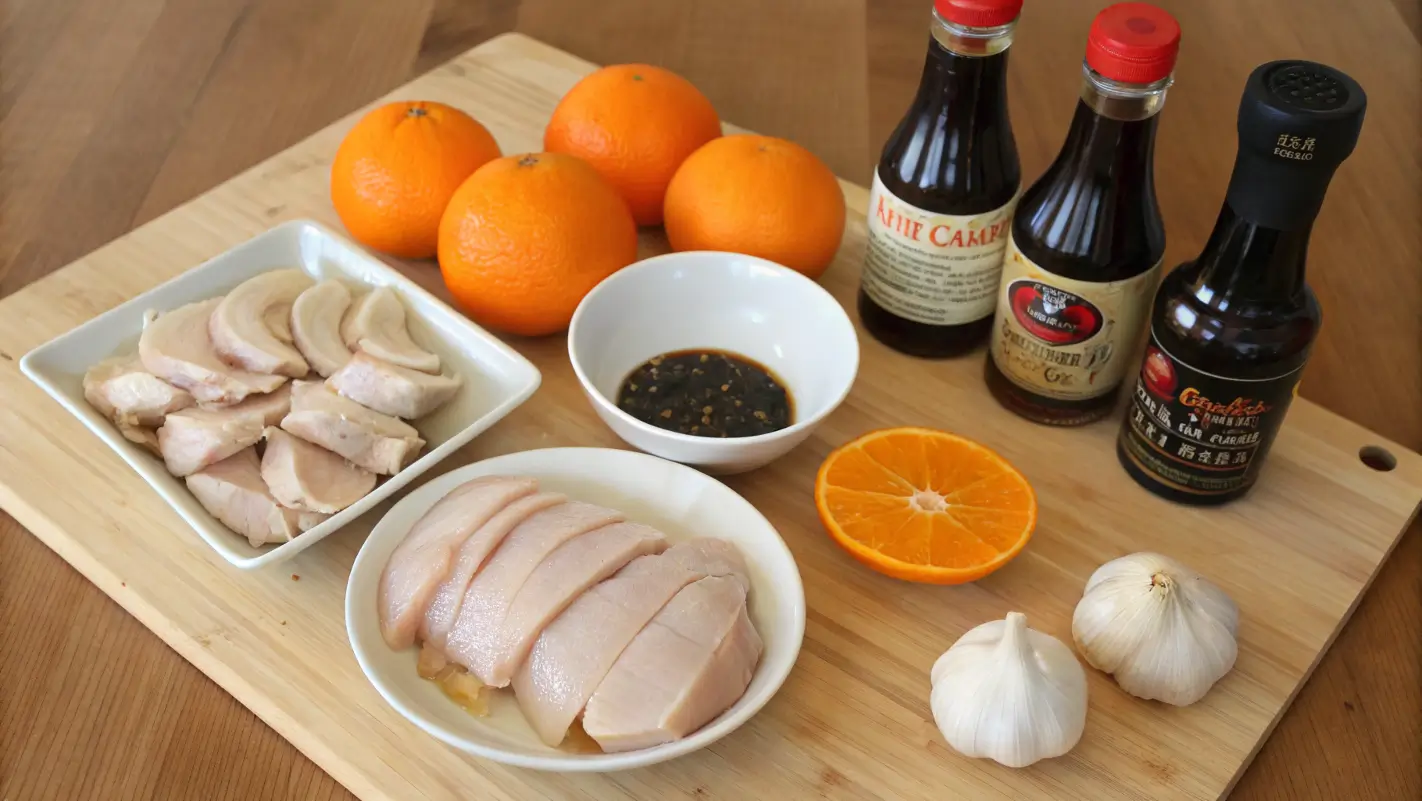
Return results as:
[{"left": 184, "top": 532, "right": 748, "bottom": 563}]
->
[{"left": 0, "top": 1, "right": 1418, "bottom": 800}]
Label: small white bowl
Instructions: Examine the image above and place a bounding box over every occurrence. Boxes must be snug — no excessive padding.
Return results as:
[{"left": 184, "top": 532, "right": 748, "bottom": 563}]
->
[
  {"left": 20, "top": 220, "right": 541, "bottom": 569},
  {"left": 346, "top": 447, "right": 805, "bottom": 771},
  {"left": 568, "top": 251, "right": 858, "bottom": 474}
]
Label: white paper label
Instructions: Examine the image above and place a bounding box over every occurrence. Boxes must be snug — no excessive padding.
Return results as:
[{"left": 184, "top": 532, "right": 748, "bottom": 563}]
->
[
  {"left": 861, "top": 170, "right": 1018, "bottom": 326},
  {"left": 989, "top": 232, "right": 1161, "bottom": 401}
]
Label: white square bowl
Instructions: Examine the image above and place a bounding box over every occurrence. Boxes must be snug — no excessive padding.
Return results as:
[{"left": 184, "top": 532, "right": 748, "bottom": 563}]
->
[{"left": 20, "top": 220, "right": 541, "bottom": 569}]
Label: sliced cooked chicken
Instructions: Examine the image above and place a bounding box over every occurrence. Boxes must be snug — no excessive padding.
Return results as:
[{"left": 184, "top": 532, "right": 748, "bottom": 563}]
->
[
  {"left": 513, "top": 539, "right": 751, "bottom": 746},
  {"left": 326, "top": 351, "right": 460, "bottom": 420},
  {"left": 266, "top": 304, "right": 294, "bottom": 343},
  {"left": 157, "top": 383, "right": 291, "bottom": 477},
  {"left": 186, "top": 447, "right": 328, "bottom": 547},
  {"left": 209, "top": 269, "right": 314, "bottom": 377},
  {"left": 443, "top": 502, "right": 624, "bottom": 684},
  {"left": 140, "top": 299, "right": 287, "bottom": 405},
  {"left": 259, "top": 427, "right": 375, "bottom": 514},
  {"left": 582, "top": 576, "right": 762, "bottom": 753},
  {"left": 341, "top": 287, "right": 440, "bottom": 373},
  {"left": 485, "top": 522, "right": 667, "bottom": 688},
  {"left": 83, "top": 355, "right": 194, "bottom": 427},
  {"left": 280, "top": 381, "right": 424, "bottom": 474},
  {"left": 117, "top": 420, "right": 162, "bottom": 456},
  {"left": 421, "top": 492, "right": 567, "bottom": 650},
  {"left": 377, "top": 477, "right": 540, "bottom": 649},
  {"left": 199, "top": 382, "right": 293, "bottom": 425},
  {"left": 291, "top": 279, "right": 353, "bottom": 378}
]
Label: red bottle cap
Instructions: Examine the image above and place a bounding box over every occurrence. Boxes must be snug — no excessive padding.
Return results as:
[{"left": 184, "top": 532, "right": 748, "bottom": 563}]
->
[
  {"left": 934, "top": 0, "right": 1023, "bottom": 28},
  {"left": 1085, "top": 3, "right": 1181, "bottom": 84}
]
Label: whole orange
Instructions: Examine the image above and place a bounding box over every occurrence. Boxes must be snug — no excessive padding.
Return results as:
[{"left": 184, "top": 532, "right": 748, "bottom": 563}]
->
[
  {"left": 331, "top": 101, "right": 501, "bottom": 259},
  {"left": 663, "top": 135, "right": 846, "bottom": 279},
  {"left": 545, "top": 64, "right": 721, "bottom": 226},
  {"left": 438, "top": 153, "right": 639, "bottom": 337}
]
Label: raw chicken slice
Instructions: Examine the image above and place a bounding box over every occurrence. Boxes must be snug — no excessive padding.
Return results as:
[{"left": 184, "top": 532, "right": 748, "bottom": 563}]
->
[
  {"left": 326, "top": 351, "right": 461, "bottom": 420},
  {"left": 486, "top": 522, "right": 668, "bottom": 687},
  {"left": 157, "top": 385, "right": 290, "bottom": 477},
  {"left": 83, "top": 355, "right": 194, "bottom": 427},
  {"left": 209, "top": 269, "right": 314, "bottom": 377},
  {"left": 443, "top": 502, "right": 625, "bottom": 685},
  {"left": 377, "top": 476, "right": 540, "bottom": 649},
  {"left": 259, "top": 427, "right": 375, "bottom": 514},
  {"left": 421, "top": 492, "right": 568, "bottom": 650},
  {"left": 291, "top": 279, "right": 353, "bottom": 378},
  {"left": 513, "top": 539, "right": 750, "bottom": 746},
  {"left": 186, "top": 447, "right": 328, "bottom": 547},
  {"left": 582, "top": 576, "right": 763, "bottom": 752},
  {"left": 661, "top": 538, "right": 753, "bottom": 594},
  {"left": 140, "top": 299, "right": 288, "bottom": 405},
  {"left": 280, "top": 381, "right": 424, "bottom": 474},
  {"left": 341, "top": 287, "right": 440, "bottom": 373}
]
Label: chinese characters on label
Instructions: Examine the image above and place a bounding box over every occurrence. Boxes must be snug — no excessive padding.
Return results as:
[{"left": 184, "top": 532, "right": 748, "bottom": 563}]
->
[
  {"left": 1118, "top": 335, "right": 1302, "bottom": 496},
  {"left": 1273, "top": 133, "right": 1317, "bottom": 162}
]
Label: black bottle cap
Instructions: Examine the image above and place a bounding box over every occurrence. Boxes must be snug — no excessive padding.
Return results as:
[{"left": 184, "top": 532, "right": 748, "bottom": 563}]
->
[{"left": 1225, "top": 60, "right": 1366, "bottom": 230}]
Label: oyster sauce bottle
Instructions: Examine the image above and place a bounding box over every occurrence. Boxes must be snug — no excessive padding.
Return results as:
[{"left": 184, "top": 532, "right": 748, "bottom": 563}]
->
[
  {"left": 984, "top": 2, "right": 1179, "bottom": 425},
  {"left": 1118, "top": 60, "right": 1366, "bottom": 504}
]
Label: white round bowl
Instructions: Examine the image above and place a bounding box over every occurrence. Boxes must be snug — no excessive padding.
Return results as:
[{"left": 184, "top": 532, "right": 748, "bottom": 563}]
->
[
  {"left": 568, "top": 251, "right": 859, "bottom": 474},
  {"left": 346, "top": 447, "right": 806, "bottom": 772}
]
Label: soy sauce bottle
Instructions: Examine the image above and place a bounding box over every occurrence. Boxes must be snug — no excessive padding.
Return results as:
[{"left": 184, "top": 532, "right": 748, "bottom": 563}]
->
[
  {"left": 858, "top": 0, "right": 1022, "bottom": 358},
  {"left": 1118, "top": 61, "right": 1366, "bottom": 504},
  {"left": 985, "top": 3, "right": 1178, "bottom": 424}
]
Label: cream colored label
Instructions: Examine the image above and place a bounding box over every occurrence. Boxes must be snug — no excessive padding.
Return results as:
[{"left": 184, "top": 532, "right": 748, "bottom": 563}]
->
[
  {"left": 861, "top": 170, "right": 1018, "bottom": 326},
  {"left": 989, "top": 233, "right": 1161, "bottom": 401}
]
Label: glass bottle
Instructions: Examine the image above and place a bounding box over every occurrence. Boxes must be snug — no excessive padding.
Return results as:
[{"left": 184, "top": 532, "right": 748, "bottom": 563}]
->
[
  {"left": 984, "top": 2, "right": 1178, "bottom": 424},
  {"left": 1118, "top": 60, "right": 1366, "bottom": 504},
  {"left": 858, "top": 0, "right": 1022, "bottom": 358}
]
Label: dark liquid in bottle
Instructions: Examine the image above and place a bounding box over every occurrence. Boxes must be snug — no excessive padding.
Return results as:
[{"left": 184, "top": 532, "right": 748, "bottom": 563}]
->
[
  {"left": 858, "top": 24, "right": 1020, "bottom": 358},
  {"left": 985, "top": 96, "right": 1167, "bottom": 425},
  {"left": 1117, "top": 207, "right": 1319, "bottom": 504},
  {"left": 1118, "top": 59, "right": 1365, "bottom": 504}
]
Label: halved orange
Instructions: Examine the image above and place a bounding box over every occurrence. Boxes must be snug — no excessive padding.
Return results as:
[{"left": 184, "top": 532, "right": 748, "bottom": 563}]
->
[{"left": 814, "top": 427, "right": 1037, "bottom": 584}]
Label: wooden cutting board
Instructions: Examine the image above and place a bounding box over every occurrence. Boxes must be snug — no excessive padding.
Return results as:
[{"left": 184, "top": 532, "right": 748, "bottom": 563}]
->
[{"left": 0, "top": 33, "right": 1417, "bottom": 801}]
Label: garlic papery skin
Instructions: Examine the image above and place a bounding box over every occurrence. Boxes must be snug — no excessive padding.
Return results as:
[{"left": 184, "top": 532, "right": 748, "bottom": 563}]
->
[
  {"left": 1072, "top": 552, "right": 1239, "bottom": 707},
  {"left": 930, "top": 611, "right": 1088, "bottom": 769}
]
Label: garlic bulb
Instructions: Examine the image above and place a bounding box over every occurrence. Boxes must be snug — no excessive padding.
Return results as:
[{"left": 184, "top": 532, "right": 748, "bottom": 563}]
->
[
  {"left": 930, "top": 611, "right": 1088, "bottom": 768},
  {"left": 1072, "top": 552, "right": 1239, "bottom": 706}
]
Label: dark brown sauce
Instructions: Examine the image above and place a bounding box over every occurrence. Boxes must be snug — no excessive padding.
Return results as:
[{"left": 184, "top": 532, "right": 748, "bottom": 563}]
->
[
  {"left": 983, "top": 96, "right": 1167, "bottom": 425},
  {"left": 859, "top": 23, "right": 1020, "bottom": 357},
  {"left": 617, "top": 350, "right": 793, "bottom": 438}
]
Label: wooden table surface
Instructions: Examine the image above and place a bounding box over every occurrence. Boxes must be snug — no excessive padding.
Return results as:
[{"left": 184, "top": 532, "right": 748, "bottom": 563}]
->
[{"left": 1, "top": 1, "right": 1417, "bottom": 799}]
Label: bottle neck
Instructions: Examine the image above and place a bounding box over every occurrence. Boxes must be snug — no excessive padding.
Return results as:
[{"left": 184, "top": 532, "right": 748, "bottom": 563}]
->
[
  {"left": 1048, "top": 66, "right": 1170, "bottom": 181},
  {"left": 1186, "top": 204, "right": 1312, "bottom": 308},
  {"left": 1038, "top": 65, "right": 1169, "bottom": 216},
  {"left": 929, "top": 11, "right": 1015, "bottom": 57},
  {"left": 914, "top": 11, "right": 1014, "bottom": 111},
  {"left": 1078, "top": 65, "right": 1171, "bottom": 122}
]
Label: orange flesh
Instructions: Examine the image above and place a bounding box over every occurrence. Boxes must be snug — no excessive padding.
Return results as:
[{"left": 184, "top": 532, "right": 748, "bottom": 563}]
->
[{"left": 815, "top": 428, "right": 1036, "bottom": 584}]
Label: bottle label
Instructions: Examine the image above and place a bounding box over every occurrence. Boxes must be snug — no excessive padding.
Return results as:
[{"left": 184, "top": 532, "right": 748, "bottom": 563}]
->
[
  {"left": 861, "top": 170, "right": 1018, "bottom": 326},
  {"left": 989, "top": 233, "right": 1160, "bottom": 401},
  {"left": 1118, "top": 330, "right": 1302, "bottom": 496}
]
